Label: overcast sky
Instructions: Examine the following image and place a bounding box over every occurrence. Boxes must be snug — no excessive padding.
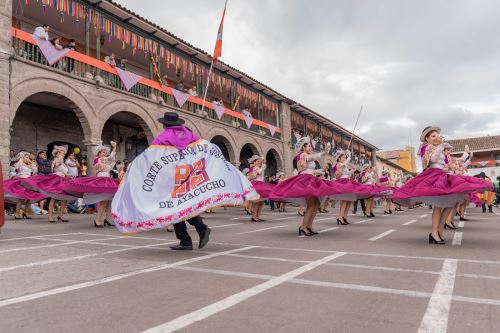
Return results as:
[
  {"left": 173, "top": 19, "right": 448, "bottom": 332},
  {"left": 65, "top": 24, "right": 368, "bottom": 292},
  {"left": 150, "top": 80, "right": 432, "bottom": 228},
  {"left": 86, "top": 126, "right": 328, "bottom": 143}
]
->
[{"left": 116, "top": 0, "right": 500, "bottom": 150}]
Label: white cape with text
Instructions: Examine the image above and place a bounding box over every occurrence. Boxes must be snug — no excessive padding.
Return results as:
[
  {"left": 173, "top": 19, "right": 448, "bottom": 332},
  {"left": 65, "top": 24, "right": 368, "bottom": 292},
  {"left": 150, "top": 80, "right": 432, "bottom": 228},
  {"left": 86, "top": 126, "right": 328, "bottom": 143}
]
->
[{"left": 112, "top": 140, "right": 259, "bottom": 233}]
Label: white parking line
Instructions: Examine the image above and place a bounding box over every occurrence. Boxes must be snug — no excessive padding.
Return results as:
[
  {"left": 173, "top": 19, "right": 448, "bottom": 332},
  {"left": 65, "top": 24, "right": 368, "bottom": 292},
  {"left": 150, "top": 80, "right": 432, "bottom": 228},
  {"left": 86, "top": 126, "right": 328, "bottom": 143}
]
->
[
  {"left": 191, "top": 223, "right": 243, "bottom": 229},
  {"left": 0, "top": 236, "right": 124, "bottom": 254},
  {"left": 402, "top": 219, "right": 418, "bottom": 226},
  {"left": 0, "top": 232, "right": 85, "bottom": 243},
  {"left": 318, "top": 226, "right": 339, "bottom": 234},
  {"left": 452, "top": 232, "right": 463, "bottom": 246},
  {"left": 353, "top": 219, "right": 373, "bottom": 224},
  {"left": 142, "top": 252, "right": 346, "bottom": 333},
  {"left": 419, "top": 214, "right": 429, "bottom": 218},
  {"left": 0, "top": 241, "right": 176, "bottom": 273},
  {"left": 458, "top": 221, "right": 465, "bottom": 228},
  {"left": 368, "top": 229, "right": 396, "bottom": 241},
  {"left": 0, "top": 246, "right": 256, "bottom": 308},
  {"left": 418, "top": 259, "right": 458, "bottom": 333},
  {"left": 238, "top": 225, "right": 285, "bottom": 235}
]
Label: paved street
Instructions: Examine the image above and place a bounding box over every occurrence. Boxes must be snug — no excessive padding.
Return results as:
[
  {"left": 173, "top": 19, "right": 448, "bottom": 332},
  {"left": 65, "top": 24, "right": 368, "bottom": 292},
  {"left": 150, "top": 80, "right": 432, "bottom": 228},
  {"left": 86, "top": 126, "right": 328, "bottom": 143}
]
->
[{"left": 0, "top": 205, "right": 499, "bottom": 333}]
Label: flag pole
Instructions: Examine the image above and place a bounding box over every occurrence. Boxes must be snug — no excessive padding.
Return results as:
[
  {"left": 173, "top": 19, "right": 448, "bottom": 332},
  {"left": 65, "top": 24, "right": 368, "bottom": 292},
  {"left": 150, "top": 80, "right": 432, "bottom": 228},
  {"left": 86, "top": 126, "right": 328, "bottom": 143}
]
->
[
  {"left": 200, "top": 61, "right": 214, "bottom": 113},
  {"left": 347, "top": 104, "right": 363, "bottom": 150}
]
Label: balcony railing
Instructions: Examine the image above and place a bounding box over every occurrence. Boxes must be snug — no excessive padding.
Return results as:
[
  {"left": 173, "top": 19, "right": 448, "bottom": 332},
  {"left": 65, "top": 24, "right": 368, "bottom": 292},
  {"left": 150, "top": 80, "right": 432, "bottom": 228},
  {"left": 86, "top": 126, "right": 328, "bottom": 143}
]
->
[{"left": 11, "top": 28, "right": 281, "bottom": 141}]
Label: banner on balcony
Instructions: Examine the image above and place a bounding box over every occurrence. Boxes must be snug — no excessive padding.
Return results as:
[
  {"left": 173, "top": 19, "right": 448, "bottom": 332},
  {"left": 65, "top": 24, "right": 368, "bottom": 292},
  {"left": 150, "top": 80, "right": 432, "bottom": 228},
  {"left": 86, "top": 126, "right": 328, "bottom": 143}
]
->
[
  {"left": 115, "top": 67, "right": 142, "bottom": 91},
  {"left": 268, "top": 125, "right": 277, "bottom": 137},
  {"left": 111, "top": 140, "right": 259, "bottom": 233},
  {"left": 172, "top": 89, "right": 190, "bottom": 108},
  {"left": 214, "top": 104, "right": 225, "bottom": 120},
  {"left": 33, "top": 36, "right": 70, "bottom": 66},
  {"left": 243, "top": 114, "right": 253, "bottom": 129}
]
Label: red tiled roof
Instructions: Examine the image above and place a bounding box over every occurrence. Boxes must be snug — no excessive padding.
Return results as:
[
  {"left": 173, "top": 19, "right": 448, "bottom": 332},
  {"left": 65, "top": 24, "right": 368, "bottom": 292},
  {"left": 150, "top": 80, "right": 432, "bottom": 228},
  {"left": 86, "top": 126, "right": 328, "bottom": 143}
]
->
[{"left": 447, "top": 135, "right": 500, "bottom": 152}]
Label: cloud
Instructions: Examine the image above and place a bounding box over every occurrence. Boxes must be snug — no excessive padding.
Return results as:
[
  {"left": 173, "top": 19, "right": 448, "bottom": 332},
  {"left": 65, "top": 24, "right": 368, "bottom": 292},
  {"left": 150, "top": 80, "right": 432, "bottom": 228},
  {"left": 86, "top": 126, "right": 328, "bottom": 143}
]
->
[{"left": 116, "top": 0, "right": 500, "bottom": 149}]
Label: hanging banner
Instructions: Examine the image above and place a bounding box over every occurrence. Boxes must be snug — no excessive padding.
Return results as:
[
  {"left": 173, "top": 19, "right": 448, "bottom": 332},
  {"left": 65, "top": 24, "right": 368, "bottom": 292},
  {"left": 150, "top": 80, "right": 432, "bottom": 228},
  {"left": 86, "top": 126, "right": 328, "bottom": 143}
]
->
[
  {"left": 268, "top": 125, "right": 276, "bottom": 137},
  {"left": 115, "top": 67, "right": 142, "bottom": 91},
  {"left": 214, "top": 104, "right": 225, "bottom": 120},
  {"left": 111, "top": 140, "right": 259, "bottom": 233},
  {"left": 172, "top": 89, "right": 190, "bottom": 108},
  {"left": 33, "top": 35, "right": 70, "bottom": 65}
]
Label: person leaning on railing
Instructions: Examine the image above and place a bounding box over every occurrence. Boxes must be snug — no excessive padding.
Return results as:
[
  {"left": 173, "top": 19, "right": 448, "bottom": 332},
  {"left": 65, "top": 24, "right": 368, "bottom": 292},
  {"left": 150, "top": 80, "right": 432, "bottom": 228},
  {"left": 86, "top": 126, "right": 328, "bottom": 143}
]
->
[{"left": 63, "top": 39, "right": 78, "bottom": 74}]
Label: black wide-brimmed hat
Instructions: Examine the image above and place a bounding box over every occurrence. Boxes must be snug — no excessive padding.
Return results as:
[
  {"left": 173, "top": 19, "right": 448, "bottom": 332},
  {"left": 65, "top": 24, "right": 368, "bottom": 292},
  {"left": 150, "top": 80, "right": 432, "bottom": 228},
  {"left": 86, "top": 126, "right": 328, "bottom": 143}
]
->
[{"left": 158, "top": 112, "right": 185, "bottom": 126}]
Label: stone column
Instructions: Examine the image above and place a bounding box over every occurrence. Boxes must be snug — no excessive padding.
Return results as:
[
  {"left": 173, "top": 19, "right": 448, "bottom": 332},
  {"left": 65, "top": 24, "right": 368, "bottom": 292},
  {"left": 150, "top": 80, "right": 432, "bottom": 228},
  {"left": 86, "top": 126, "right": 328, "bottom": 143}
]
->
[
  {"left": 83, "top": 139, "right": 103, "bottom": 176},
  {"left": 279, "top": 102, "right": 293, "bottom": 175},
  {"left": 0, "top": 0, "right": 12, "bottom": 178}
]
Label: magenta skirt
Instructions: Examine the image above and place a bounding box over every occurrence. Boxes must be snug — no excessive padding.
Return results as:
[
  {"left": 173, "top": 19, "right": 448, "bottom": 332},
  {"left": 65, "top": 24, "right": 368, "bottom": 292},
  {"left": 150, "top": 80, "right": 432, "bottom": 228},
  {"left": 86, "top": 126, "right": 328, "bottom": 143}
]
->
[
  {"left": 328, "top": 178, "right": 376, "bottom": 201},
  {"left": 251, "top": 181, "right": 275, "bottom": 200},
  {"left": 20, "top": 174, "right": 77, "bottom": 201},
  {"left": 3, "top": 178, "right": 47, "bottom": 203},
  {"left": 467, "top": 192, "right": 483, "bottom": 207},
  {"left": 62, "top": 176, "right": 119, "bottom": 204},
  {"left": 393, "top": 168, "right": 493, "bottom": 208}
]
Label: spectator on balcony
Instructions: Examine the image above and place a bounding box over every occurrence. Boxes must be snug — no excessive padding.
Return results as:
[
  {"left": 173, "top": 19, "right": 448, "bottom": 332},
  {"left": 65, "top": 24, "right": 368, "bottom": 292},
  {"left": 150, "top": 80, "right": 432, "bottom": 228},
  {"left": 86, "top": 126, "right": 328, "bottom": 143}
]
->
[
  {"left": 242, "top": 107, "right": 252, "bottom": 118},
  {"left": 119, "top": 58, "right": 128, "bottom": 70},
  {"left": 175, "top": 81, "right": 185, "bottom": 91},
  {"left": 33, "top": 24, "right": 50, "bottom": 41},
  {"left": 187, "top": 86, "right": 198, "bottom": 97},
  {"left": 213, "top": 98, "right": 224, "bottom": 107},
  {"left": 161, "top": 74, "right": 169, "bottom": 86},
  {"left": 104, "top": 53, "right": 117, "bottom": 67},
  {"left": 51, "top": 38, "right": 63, "bottom": 51},
  {"left": 64, "top": 39, "right": 77, "bottom": 74}
]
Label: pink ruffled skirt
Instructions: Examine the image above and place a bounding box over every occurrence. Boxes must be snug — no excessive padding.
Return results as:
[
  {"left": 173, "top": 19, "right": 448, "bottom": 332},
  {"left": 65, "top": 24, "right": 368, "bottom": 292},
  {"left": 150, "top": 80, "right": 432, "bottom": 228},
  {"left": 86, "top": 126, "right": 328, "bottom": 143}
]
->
[
  {"left": 62, "top": 176, "right": 119, "bottom": 204},
  {"left": 328, "top": 178, "right": 376, "bottom": 201},
  {"left": 393, "top": 168, "right": 492, "bottom": 208},
  {"left": 3, "top": 178, "right": 47, "bottom": 203},
  {"left": 20, "top": 175, "right": 77, "bottom": 201},
  {"left": 250, "top": 181, "right": 275, "bottom": 200}
]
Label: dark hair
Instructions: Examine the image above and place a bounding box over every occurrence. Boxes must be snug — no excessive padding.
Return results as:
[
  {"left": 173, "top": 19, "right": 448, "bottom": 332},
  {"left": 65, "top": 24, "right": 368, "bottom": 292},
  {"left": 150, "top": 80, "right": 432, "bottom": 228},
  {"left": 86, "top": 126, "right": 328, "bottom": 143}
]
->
[
  {"left": 37, "top": 151, "right": 46, "bottom": 156},
  {"left": 425, "top": 130, "right": 438, "bottom": 140},
  {"left": 42, "top": 24, "right": 49, "bottom": 28},
  {"left": 69, "top": 39, "right": 75, "bottom": 43}
]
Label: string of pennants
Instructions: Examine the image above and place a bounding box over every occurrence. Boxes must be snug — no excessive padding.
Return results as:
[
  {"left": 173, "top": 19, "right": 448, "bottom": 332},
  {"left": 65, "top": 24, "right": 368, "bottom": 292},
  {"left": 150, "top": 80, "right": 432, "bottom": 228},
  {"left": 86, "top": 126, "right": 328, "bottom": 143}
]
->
[{"left": 30, "top": 0, "right": 278, "bottom": 116}]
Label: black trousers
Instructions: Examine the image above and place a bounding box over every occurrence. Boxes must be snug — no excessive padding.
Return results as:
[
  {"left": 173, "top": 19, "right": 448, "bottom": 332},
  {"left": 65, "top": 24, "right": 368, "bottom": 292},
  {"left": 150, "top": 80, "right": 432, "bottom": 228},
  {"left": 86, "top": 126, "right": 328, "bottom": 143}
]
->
[
  {"left": 482, "top": 203, "right": 493, "bottom": 212},
  {"left": 173, "top": 216, "right": 208, "bottom": 246},
  {"left": 352, "top": 199, "right": 366, "bottom": 213}
]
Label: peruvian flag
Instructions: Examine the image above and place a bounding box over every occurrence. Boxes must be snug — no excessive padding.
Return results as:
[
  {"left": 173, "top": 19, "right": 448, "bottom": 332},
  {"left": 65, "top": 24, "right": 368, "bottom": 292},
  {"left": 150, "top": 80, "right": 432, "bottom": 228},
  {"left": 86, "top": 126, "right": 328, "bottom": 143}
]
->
[{"left": 212, "top": 0, "right": 228, "bottom": 64}]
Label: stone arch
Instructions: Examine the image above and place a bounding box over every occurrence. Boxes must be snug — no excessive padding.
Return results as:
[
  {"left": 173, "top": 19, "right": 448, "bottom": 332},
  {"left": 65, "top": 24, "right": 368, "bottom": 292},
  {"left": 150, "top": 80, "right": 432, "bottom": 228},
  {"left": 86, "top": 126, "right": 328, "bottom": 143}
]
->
[
  {"left": 238, "top": 135, "right": 263, "bottom": 157},
  {"left": 10, "top": 77, "right": 95, "bottom": 140},
  {"left": 239, "top": 142, "right": 261, "bottom": 170},
  {"left": 210, "top": 136, "right": 236, "bottom": 163},
  {"left": 181, "top": 117, "right": 202, "bottom": 137},
  {"left": 96, "top": 99, "right": 159, "bottom": 143},
  {"left": 265, "top": 148, "right": 284, "bottom": 177}
]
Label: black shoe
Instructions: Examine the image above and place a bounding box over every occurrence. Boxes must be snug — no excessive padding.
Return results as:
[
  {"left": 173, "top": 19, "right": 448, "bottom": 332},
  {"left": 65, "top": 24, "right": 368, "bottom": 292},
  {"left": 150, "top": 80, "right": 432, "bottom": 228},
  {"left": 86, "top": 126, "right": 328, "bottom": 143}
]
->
[
  {"left": 444, "top": 223, "right": 458, "bottom": 230},
  {"left": 369, "top": 212, "right": 375, "bottom": 218},
  {"left": 337, "top": 218, "right": 348, "bottom": 225},
  {"left": 104, "top": 219, "right": 115, "bottom": 227},
  {"left": 384, "top": 211, "right": 389, "bottom": 214},
  {"left": 170, "top": 244, "right": 193, "bottom": 251},
  {"left": 298, "top": 211, "right": 305, "bottom": 216},
  {"left": 94, "top": 220, "right": 104, "bottom": 228},
  {"left": 307, "top": 227, "right": 319, "bottom": 235},
  {"left": 459, "top": 216, "right": 468, "bottom": 221},
  {"left": 251, "top": 217, "right": 262, "bottom": 222},
  {"left": 198, "top": 228, "right": 211, "bottom": 249},
  {"left": 342, "top": 217, "right": 349, "bottom": 225},
  {"left": 352, "top": 210, "right": 357, "bottom": 214},
  {"left": 22, "top": 213, "right": 32, "bottom": 220},
  {"left": 298, "top": 228, "right": 313, "bottom": 236},
  {"left": 257, "top": 218, "right": 266, "bottom": 222},
  {"left": 455, "top": 212, "right": 460, "bottom": 216},
  {"left": 389, "top": 210, "right": 393, "bottom": 214},
  {"left": 57, "top": 216, "right": 68, "bottom": 222},
  {"left": 429, "top": 233, "right": 445, "bottom": 245}
]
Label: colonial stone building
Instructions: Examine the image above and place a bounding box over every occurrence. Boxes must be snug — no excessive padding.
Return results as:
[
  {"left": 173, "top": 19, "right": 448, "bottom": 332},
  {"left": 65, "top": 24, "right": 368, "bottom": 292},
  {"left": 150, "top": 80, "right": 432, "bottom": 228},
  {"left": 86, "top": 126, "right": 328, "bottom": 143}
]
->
[{"left": 0, "top": 0, "right": 377, "bottom": 178}]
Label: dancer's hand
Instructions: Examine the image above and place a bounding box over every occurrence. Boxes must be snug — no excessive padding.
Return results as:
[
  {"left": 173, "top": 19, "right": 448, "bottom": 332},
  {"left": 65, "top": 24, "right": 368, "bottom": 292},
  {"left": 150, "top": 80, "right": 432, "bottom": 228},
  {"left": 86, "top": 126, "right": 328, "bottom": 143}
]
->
[{"left": 110, "top": 141, "right": 117, "bottom": 148}]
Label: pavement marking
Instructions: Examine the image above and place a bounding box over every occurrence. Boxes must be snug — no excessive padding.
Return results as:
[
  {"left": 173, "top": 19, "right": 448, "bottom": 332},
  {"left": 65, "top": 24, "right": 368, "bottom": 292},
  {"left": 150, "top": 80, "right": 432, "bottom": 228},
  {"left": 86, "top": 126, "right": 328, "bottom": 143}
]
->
[
  {"left": 317, "top": 226, "right": 339, "bottom": 234},
  {"left": 175, "top": 264, "right": 500, "bottom": 307},
  {"left": 419, "top": 214, "right": 429, "bottom": 218},
  {"left": 418, "top": 259, "right": 458, "bottom": 333},
  {"left": 452, "top": 232, "right": 463, "bottom": 246},
  {"left": 141, "top": 252, "right": 346, "bottom": 333},
  {"left": 0, "top": 236, "right": 124, "bottom": 254},
  {"left": 368, "top": 229, "right": 397, "bottom": 241},
  {"left": 0, "top": 232, "right": 85, "bottom": 243},
  {"left": 0, "top": 246, "right": 256, "bottom": 308},
  {"left": 458, "top": 221, "right": 465, "bottom": 228},
  {"left": 0, "top": 241, "right": 176, "bottom": 273},
  {"left": 402, "top": 219, "right": 418, "bottom": 226},
  {"left": 191, "top": 223, "right": 243, "bottom": 229},
  {"left": 353, "top": 219, "right": 373, "bottom": 224},
  {"left": 237, "top": 225, "right": 285, "bottom": 235},
  {"left": 314, "top": 216, "right": 339, "bottom": 222}
]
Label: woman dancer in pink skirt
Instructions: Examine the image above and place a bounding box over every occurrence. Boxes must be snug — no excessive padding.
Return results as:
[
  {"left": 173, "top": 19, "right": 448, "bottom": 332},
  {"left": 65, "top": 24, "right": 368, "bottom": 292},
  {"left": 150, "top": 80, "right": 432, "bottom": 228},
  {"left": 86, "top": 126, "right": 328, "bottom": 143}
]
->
[
  {"left": 270, "top": 137, "right": 339, "bottom": 236},
  {"left": 358, "top": 164, "right": 377, "bottom": 218},
  {"left": 246, "top": 155, "right": 273, "bottom": 222},
  {"left": 63, "top": 141, "right": 118, "bottom": 228},
  {"left": 393, "top": 126, "right": 492, "bottom": 245},
  {"left": 21, "top": 146, "right": 76, "bottom": 223},
  {"left": 4, "top": 152, "right": 45, "bottom": 219},
  {"left": 378, "top": 170, "right": 395, "bottom": 215},
  {"left": 331, "top": 150, "right": 374, "bottom": 225}
]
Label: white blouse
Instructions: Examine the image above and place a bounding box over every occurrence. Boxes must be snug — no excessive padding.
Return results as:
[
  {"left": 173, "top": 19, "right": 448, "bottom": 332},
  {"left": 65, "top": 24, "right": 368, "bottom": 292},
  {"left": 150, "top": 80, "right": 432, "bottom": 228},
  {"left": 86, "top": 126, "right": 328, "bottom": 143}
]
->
[
  {"left": 15, "top": 162, "right": 37, "bottom": 178},
  {"left": 299, "top": 153, "right": 323, "bottom": 175}
]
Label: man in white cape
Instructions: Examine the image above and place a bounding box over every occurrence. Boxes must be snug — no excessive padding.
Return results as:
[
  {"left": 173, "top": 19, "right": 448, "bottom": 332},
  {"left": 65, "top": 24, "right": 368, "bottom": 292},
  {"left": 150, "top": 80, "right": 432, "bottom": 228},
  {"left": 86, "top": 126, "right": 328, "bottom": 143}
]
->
[{"left": 112, "top": 112, "right": 258, "bottom": 250}]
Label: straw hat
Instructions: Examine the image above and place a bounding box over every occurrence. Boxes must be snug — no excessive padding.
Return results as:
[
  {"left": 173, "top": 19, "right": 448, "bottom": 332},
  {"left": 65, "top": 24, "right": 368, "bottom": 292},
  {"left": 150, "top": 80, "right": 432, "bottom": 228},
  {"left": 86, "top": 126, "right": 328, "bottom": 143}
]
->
[
  {"left": 52, "top": 145, "right": 68, "bottom": 157},
  {"left": 362, "top": 163, "right": 372, "bottom": 171},
  {"left": 248, "top": 155, "right": 263, "bottom": 164},
  {"left": 94, "top": 145, "right": 110, "bottom": 156},
  {"left": 295, "top": 136, "right": 311, "bottom": 152},
  {"left": 420, "top": 126, "right": 441, "bottom": 142},
  {"left": 442, "top": 142, "right": 453, "bottom": 150}
]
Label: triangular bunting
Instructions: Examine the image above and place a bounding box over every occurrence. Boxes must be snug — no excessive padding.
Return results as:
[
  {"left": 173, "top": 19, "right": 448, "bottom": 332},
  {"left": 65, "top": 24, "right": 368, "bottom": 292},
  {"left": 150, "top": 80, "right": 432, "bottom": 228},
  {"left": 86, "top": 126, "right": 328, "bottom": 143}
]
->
[
  {"left": 213, "top": 104, "right": 225, "bottom": 120},
  {"left": 294, "top": 132, "right": 301, "bottom": 141},
  {"left": 243, "top": 115, "right": 253, "bottom": 129},
  {"left": 115, "top": 67, "right": 142, "bottom": 91},
  {"left": 171, "top": 89, "right": 190, "bottom": 108},
  {"left": 268, "top": 125, "right": 277, "bottom": 137},
  {"left": 33, "top": 35, "right": 70, "bottom": 66},
  {"left": 311, "top": 139, "right": 317, "bottom": 148}
]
